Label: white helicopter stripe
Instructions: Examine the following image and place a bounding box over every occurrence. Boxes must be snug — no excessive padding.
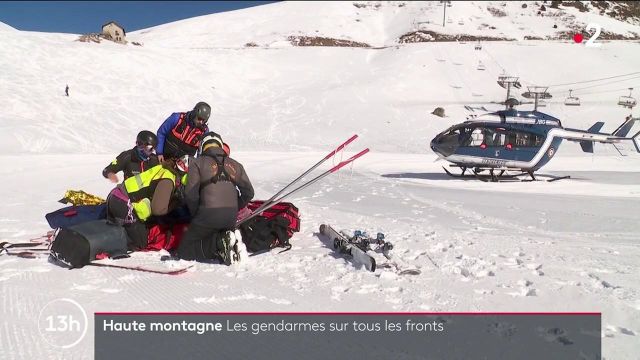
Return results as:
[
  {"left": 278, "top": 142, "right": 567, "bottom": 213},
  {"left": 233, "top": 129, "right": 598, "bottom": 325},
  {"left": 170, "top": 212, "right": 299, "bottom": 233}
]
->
[{"left": 445, "top": 128, "right": 626, "bottom": 170}]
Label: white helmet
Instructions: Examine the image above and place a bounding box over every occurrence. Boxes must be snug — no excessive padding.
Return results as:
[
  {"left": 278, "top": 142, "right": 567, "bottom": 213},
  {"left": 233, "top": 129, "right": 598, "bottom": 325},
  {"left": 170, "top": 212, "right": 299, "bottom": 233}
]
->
[
  {"left": 175, "top": 155, "right": 189, "bottom": 173},
  {"left": 198, "top": 132, "right": 224, "bottom": 156}
]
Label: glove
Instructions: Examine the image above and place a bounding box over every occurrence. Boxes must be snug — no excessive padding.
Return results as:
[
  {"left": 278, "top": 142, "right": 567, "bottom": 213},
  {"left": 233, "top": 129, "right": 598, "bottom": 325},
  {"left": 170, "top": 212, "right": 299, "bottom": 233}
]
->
[{"left": 107, "top": 172, "right": 119, "bottom": 183}]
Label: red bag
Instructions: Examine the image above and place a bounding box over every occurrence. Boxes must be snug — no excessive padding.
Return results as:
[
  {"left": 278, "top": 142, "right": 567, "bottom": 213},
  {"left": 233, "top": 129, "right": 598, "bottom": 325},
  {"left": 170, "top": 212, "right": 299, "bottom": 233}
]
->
[
  {"left": 145, "top": 224, "right": 188, "bottom": 251},
  {"left": 246, "top": 201, "right": 300, "bottom": 238}
]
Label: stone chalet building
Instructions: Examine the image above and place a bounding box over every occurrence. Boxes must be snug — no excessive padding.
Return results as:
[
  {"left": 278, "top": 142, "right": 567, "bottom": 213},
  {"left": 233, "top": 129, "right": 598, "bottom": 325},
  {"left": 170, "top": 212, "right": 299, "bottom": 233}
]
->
[{"left": 101, "top": 21, "right": 126, "bottom": 44}]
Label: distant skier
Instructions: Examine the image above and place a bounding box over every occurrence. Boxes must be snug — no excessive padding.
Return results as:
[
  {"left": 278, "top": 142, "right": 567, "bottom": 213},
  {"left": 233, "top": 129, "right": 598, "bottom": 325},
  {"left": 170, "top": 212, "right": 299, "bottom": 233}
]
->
[
  {"left": 102, "top": 130, "right": 160, "bottom": 183},
  {"left": 156, "top": 102, "right": 210, "bottom": 162},
  {"left": 65, "top": 84, "right": 69, "bottom": 97},
  {"left": 176, "top": 132, "right": 254, "bottom": 264}
]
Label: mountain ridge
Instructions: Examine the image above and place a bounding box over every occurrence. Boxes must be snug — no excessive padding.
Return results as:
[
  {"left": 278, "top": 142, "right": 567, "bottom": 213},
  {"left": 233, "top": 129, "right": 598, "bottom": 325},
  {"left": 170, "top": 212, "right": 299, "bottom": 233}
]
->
[{"left": 126, "top": 1, "right": 640, "bottom": 48}]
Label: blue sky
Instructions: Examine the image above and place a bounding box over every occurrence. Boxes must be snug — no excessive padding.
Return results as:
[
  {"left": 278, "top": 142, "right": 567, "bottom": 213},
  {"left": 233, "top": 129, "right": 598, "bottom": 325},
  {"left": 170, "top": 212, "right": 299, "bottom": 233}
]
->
[{"left": 0, "top": 1, "right": 278, "bottom": 34}]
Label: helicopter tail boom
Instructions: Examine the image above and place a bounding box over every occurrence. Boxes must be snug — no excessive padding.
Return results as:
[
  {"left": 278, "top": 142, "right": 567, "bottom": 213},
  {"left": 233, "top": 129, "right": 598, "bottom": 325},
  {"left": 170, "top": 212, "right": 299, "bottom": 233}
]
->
[
  {"left": 565, "top": 117, "right": 639, "bottom": 154},
  {"left": 614, "top": 130, "right": 640, "bottom": 154},
  {"left": 612, "top": 117, "right": 638, "bottom": 137},
  {"left": 579, "top": 122, "right": 606, "bottom": 153},
  {"left": 610, "top": 117, "right": 640, "bottom": 154}
]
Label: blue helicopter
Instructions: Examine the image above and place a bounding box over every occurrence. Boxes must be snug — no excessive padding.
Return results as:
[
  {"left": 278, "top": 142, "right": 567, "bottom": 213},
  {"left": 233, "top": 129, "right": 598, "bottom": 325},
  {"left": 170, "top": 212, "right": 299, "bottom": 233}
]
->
[{"left": 430, "top": 102, "right": 639, "bottom": 182}]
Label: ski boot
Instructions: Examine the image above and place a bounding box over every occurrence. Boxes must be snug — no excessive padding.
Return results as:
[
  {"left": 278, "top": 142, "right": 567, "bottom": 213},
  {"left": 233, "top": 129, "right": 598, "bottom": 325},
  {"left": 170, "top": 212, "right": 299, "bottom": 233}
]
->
[{"left": 216, "top": 230, "right": 241, "bottom": 266}]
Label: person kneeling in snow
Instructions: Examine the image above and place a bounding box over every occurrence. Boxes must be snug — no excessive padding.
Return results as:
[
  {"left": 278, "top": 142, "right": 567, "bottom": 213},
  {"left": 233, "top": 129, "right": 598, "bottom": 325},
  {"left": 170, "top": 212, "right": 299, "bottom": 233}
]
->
[
  {"left": 102, "top": 130, "right": 160, "bottom": 183},
  {"left": 177, "top": 132, "right": 254, "bottom": 264},
  {"left": 106, "top": 155, "right": 189, "bottom": 250}
]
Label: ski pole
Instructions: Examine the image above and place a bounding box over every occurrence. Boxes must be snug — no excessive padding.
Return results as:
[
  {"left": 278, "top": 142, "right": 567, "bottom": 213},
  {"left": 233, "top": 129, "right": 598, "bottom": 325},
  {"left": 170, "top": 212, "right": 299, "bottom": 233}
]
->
[
  {"left": 240, "top": 134, "right": 358, "bottom": 223},
  {"left": 237, "top": 148, "right": 369, "bottom": 227},
  {"left": 271, "top": 148, "right": 370, "bottom": 204}
]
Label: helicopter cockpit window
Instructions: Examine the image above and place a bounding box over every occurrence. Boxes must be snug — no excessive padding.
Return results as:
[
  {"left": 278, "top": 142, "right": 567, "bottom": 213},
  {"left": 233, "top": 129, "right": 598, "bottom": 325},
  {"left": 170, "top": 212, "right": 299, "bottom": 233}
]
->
[{"left": 441, "top": 126, "right": 471, "bottom": 143}]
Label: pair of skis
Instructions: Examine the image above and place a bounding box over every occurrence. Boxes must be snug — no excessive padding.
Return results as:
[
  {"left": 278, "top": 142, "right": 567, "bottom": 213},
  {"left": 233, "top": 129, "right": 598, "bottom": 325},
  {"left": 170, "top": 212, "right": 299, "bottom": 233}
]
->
[
  {"left": 0, "top": 232, "right": 55, "bottom": 258},
  {"left": 236, "top": 134, "right": 368, "bottom": 228},
  {"left": 320, "top": 224, "right": 377, "bottom": 272},
  {"left": 319, "top": 224, "right": 421, "bottom": 275},
  {"left": 0, "top": 240, "right": 191, "bottom": 275},
  {"left": 89, "top": 255, "right": 194, "bottom": 275}
]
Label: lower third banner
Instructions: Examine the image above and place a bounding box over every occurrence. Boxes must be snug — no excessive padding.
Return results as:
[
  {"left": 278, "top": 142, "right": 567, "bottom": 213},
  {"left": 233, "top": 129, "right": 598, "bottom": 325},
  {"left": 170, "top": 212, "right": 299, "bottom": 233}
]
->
[{"left": 95, "top": 312, "right": 600, "bottom": 360}]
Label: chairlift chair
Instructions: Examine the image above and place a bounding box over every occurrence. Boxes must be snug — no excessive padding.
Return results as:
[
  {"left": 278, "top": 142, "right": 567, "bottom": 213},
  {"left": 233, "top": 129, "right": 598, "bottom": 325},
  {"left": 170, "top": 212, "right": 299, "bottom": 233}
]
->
[
  {"left": 497, "top": 76, "right": 521, "bottom": 89},
  {"left": 564, "top": 89, "right": 580, "bottom": 106},
  {"left": 618, "top": 88, "right": 637, "bottom": 109},
  {"left": 522, "top": 86, "right": 551, "bottom": 111},
  {"left": 522, "top": 86, "right": 551, "bottom": 99},
  {"left": 474, "top": 41, "right": 482, "bottom": 50},
  {"left": 477, "top": 61, "right": 486, "bottom": 71}
]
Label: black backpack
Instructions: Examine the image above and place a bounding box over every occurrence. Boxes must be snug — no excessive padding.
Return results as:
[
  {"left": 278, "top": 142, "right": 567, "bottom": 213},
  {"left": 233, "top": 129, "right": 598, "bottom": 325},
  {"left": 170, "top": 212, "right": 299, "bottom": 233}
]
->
[
  {"left": 50, "top": 220, "right": 128, "bottom": 268},
  {"left": 238, "top": 216, "right": 292, "bottom": 253}
]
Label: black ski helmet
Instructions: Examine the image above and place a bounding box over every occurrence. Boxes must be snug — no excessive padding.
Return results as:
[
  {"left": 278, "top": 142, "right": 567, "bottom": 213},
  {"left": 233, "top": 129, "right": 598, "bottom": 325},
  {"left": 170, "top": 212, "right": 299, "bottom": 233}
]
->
[
  {"left": 136, "top": 130, "right": 158, "bottom": 147},
  {"left": 190, "top": 101, "right": 211, "bottom": 124}
]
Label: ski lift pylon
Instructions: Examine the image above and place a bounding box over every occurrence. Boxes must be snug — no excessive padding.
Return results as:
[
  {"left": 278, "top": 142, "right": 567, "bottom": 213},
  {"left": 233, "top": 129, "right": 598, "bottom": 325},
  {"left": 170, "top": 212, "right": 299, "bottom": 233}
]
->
[
  {"left": 564, "top": 89, "right": 580, "bottom": 106},
  {"left": 618, "top": 88, "right": 637, "bottom": 109}
]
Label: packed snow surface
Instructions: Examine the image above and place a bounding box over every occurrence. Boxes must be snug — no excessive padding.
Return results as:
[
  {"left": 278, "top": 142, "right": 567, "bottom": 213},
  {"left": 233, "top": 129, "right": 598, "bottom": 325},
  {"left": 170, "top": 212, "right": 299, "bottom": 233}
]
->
[{"left": 1, "top": 2, "right": 639, "bottom": 358}]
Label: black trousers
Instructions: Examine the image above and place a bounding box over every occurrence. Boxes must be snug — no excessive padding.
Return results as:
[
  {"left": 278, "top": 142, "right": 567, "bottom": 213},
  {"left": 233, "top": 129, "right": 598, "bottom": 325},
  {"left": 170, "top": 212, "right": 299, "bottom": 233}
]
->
[
  {"left": 176, "top": 223, "right": 219, "bottom": 261},
  {"left": 106, "top": 195, "right": 148, "bottom": 251},
  {"left": 176, "top": 207, "right": 237, "bottom": 261}
]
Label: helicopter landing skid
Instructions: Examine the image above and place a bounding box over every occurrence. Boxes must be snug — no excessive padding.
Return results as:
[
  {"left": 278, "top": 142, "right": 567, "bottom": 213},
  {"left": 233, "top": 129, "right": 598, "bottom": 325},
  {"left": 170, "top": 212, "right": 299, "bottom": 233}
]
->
[
  {"left": 443, "top": 166, "right": 513, "bottom": 181},
  {"left": 443, "top": 166, "right": 570, "bottom": 182},
  {"left": 472, "top": 168, "right": 524, "bottom": 182},
  {"left": 521, "top": 172, "right": 571, "bottom": 182}
]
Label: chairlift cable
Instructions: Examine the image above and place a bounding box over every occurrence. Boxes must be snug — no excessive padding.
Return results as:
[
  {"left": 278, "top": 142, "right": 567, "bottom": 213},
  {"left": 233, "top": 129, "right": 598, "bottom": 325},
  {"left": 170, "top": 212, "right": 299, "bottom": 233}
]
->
[
  {"left": 479, "top": 45, "right": 506, "bottom": 74},
  {"left": 545, "top": 71, "right": 640, "bottom": 87},
  {"left": 526, "top": 76, "right": 640, "bottom": 96},
  {"left": 553, "top": 85, "right": 640, "bottom": 96},
  {"left": 557, "top": 75, "right": 640, "bottom": 92}
]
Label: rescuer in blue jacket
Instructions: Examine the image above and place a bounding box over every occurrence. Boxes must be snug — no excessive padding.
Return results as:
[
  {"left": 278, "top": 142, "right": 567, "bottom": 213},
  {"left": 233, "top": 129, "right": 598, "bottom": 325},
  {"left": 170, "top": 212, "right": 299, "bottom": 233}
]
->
[{"left": 156, "top": 102, "right": 210, "bottom": 162}]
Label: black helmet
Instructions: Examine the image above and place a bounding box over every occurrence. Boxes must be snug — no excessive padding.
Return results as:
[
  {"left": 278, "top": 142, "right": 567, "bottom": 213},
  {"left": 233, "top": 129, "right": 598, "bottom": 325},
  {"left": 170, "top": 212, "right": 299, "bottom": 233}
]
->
[
  {"left": 136, "top": 130, "right": 158, "bottom": 147},
  {"left": 190, "top": 101, "right": 211, "bottom": 125}
]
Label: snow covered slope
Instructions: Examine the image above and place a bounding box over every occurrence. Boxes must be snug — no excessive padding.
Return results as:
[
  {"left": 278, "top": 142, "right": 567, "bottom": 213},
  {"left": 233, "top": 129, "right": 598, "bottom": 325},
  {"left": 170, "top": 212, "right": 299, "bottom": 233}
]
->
[
  {"left": 1, "top": 2, "right": 639, "bottom": 359},
  {"left": 131, "top": 1, "right": 640, "bottom": 48},
  {"left": 1, "top": 18, "right": 639, "bottom": 155},
  {"left": 0, "top": 21, "right": 16, "bottom": 32}
]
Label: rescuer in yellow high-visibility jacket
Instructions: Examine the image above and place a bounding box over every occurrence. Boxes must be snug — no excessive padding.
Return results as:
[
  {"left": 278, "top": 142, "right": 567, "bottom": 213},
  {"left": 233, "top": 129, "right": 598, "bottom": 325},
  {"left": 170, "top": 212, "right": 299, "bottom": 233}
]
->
[{"left": 106, "top": 156, "right": 189, "bottom": 250}]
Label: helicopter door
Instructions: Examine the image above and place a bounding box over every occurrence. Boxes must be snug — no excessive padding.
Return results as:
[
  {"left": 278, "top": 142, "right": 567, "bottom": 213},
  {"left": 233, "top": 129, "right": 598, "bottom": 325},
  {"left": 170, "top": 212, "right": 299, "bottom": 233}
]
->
[
  {"left": 463, "top": 128, "right": 485, "bottom": 147},
  {"left": 455, "top": 127, "right": 495, "bottom": 157}
]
